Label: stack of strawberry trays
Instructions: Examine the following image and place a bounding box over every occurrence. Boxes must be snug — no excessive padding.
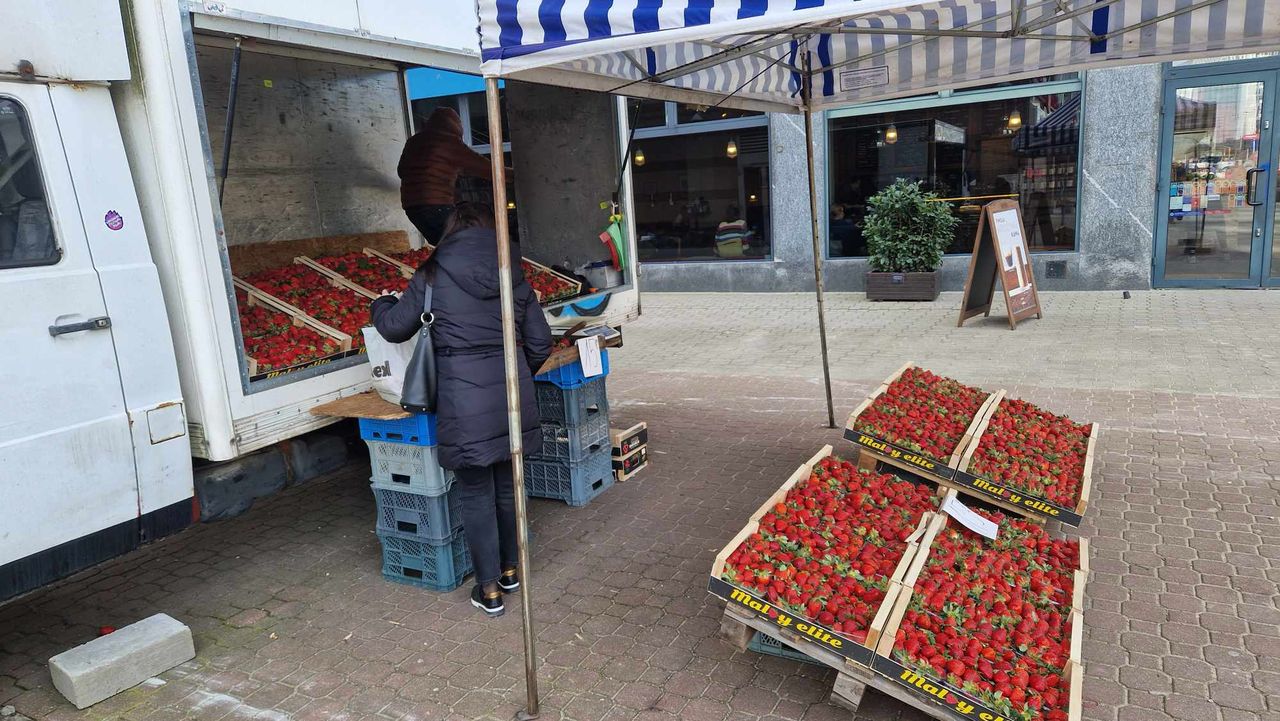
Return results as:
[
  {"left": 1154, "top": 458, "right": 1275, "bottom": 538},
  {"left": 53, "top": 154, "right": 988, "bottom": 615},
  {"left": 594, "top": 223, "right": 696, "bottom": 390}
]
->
[
  {"left": 359, "top": 413, "right": 472, "bottom": 592},
  {"left": 872, "top": 505, "right": 1086, "bottom": 721},
  {"left": 710, "top": 444, "right": 1089, "bottom": 721},
  {"left": 846, "top": 363, "right": 1098, "bottom": 527}
]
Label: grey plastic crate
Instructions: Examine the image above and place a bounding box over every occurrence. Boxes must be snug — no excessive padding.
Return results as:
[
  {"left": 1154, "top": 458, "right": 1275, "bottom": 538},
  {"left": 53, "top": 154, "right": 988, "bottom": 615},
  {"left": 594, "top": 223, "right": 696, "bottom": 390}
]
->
[
  {"left": 372, "top": 484, "right": 464, "bottom": 543},
  {"left": 535, "top": 379, "right": 608, "bottom": 426},
  {"left": 528, "top": 414, "right": 610, "bottom": 463},
  {"left": 368, "top": 440, "right": 452, "bottom": 496},
  {"left": 524, "top": 448, "right": 614, "bottom": 507},
  {"left": 379, "top": 530, "right": 471, "bottom": 592},
  {"left": 747, "top": 631, "right": 822, "bottom": 666}
]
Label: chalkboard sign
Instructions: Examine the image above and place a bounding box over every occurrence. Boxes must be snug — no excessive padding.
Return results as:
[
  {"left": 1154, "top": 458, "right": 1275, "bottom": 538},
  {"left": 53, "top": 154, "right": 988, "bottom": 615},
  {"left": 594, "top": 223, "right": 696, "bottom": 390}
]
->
[{"left": 957, "top": 199, "right": 1043, "bottom": 330}]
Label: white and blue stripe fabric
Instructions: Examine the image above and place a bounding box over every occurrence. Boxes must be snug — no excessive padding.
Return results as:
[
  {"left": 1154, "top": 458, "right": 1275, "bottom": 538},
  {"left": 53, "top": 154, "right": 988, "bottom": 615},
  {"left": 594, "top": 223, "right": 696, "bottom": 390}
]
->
[{"left": 476, "top": 0, "right": 1280, "bottom": 110}]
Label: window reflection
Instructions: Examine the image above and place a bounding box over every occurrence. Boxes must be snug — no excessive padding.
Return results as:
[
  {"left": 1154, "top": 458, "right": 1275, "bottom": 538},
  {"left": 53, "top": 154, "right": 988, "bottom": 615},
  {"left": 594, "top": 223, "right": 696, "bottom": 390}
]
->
[{"left": 828, "top": 92, "right": 1080, "bottom": 257}]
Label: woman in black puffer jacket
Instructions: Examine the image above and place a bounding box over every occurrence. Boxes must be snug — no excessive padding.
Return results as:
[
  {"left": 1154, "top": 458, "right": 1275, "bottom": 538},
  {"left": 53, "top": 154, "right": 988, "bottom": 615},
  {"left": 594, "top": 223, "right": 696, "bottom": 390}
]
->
[{"left": 371, "top": 203, "right": 553, "bottom": 617}]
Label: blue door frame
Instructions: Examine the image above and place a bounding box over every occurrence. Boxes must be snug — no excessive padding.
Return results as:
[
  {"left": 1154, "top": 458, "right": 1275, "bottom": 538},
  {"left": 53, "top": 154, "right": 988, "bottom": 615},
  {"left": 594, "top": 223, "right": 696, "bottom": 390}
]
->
[{"left": 1155, "top": 60, "right": 1280, "bottom": 288}]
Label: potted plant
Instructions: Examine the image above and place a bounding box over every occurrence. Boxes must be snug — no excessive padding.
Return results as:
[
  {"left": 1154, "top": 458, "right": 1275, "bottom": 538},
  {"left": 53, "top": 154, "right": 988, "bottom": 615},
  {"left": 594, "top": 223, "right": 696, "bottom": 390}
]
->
[{"left": 862, "top": 179, "right": 958, "bottom": 301}]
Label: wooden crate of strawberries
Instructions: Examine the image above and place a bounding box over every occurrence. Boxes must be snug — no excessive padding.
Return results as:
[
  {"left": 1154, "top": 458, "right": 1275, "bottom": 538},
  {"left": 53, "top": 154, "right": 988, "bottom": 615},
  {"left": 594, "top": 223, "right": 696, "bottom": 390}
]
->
[
  {"left": 844, "top": 363, "right": 1004, "bottom": 486},
  {"left": 390, "top": 243, "right": 582, "bottom": 305},
  {"left": 947, "top": 398, "right": 1098, "bottom": 527},
  {"left": 872, "top": 494, "right": 1088, "bottom": 721},
  {"left": 847, "top": 363, "right": 1098, "bottom": 527},
  {"left": 709, "top": 445, "right": 945, "bottom": 669},
  {"left": 232, "top": 279, "right": 354, "bottom": 381}
]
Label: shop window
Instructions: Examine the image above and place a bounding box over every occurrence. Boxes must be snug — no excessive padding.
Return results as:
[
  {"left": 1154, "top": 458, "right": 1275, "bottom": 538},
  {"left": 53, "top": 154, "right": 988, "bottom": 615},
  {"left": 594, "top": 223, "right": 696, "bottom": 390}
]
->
[
  {"left": 633, "top": 127, "right": 771, "bottom": 262},
  {"left": 627, "top": 98, "right": 667, "bottom": 129},
  {"left": 676, "top": 103, "right": 762, "bottom": 124},
  {"left": 827, "top": 91, "right": 1080, "bottom": 258},
  {"left": 0, "top": 98, "right": 60, "bottom": 268}
]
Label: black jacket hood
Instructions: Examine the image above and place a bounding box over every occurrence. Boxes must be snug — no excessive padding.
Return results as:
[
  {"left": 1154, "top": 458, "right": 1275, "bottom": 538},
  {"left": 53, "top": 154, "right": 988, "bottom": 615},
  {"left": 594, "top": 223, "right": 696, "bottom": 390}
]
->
[{"left": 433, "top": 227, "right": 524, "bottom": 300}]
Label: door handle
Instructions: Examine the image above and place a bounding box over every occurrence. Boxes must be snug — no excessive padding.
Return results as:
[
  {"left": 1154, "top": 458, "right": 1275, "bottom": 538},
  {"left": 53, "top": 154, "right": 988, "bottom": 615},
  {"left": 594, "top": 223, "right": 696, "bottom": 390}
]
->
[
  {"left": 1246, "top": 165, "right": 1269, "bottom": 207},
  {"left": 49, "top": 316, "right": 111, "bottom": 337}
]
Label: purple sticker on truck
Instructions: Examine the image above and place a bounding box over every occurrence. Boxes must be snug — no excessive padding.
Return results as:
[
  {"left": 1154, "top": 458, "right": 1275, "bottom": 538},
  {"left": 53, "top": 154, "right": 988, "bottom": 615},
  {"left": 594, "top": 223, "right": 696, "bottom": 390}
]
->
[{"left": 104, "top": 210, "right": 124, "bottom": 231}]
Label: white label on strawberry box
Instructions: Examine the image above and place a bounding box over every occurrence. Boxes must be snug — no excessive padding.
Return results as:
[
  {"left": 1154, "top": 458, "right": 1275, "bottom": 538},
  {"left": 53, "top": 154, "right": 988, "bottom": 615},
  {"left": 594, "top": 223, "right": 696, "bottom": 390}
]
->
[
  {"left": 942, "top": 495, "right": 998, "bottom": 540},
  {"left": 576, "top": 337, "right": 603, "bottom": 378}
]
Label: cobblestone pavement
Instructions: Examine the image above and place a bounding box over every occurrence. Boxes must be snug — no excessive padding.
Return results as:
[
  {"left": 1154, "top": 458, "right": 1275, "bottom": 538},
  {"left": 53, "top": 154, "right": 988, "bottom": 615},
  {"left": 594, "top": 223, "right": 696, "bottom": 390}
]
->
[{"left": 2, "top": 291, "right": 1279, "bottom": 721}]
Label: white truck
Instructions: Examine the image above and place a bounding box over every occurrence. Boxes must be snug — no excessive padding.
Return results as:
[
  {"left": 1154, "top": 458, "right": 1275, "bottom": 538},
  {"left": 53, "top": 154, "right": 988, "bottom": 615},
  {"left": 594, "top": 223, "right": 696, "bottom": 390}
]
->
[{"left": 0, "top": 0, "right": 640, "bottom": 600}]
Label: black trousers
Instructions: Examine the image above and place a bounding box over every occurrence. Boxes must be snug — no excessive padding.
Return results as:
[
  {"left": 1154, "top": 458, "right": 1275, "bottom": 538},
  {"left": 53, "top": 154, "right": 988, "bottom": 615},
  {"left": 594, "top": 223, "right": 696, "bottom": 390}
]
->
[
  {"left": 404, "top": 204, "right": 454, "bottom": 246},
  {"left": 453, "top": 461, "right": 518, "bottom": 585}
]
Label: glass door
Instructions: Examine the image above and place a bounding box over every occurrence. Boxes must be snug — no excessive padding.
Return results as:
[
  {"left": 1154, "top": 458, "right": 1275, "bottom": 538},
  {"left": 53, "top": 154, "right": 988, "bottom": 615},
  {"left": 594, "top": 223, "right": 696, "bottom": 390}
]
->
[{"left": 1156, "top": 70, "right": 1278, "bottom": 287}]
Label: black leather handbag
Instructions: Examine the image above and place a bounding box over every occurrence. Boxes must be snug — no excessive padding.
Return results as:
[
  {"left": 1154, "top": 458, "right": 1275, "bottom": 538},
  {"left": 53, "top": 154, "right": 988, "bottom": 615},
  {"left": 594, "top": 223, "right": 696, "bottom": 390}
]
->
[{"left": 399, "top": 281, "right": 438, "bottom": 414}]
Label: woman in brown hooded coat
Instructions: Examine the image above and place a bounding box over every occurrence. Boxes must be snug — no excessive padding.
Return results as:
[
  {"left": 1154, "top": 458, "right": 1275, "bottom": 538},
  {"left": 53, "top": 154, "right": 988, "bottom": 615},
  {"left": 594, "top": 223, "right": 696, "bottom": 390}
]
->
[{"left": 398, "top": 107, "right": 497, "bottom": 244}]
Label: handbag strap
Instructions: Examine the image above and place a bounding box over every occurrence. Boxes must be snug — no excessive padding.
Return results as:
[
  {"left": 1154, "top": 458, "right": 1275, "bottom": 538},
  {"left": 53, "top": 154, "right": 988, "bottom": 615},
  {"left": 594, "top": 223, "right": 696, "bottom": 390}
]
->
[{"left": 421, "top": 278, "right": 434, "bottom": 326}]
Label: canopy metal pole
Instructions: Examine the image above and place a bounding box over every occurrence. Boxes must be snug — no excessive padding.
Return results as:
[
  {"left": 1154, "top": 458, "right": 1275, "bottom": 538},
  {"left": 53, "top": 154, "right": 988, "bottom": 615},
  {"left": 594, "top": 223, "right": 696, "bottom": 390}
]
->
[
  {"left": 484, "top": 77, "right": 540, "bottom": 721},
  {"left": 802, "top": 53, "right": 837, "bottom": 430}
]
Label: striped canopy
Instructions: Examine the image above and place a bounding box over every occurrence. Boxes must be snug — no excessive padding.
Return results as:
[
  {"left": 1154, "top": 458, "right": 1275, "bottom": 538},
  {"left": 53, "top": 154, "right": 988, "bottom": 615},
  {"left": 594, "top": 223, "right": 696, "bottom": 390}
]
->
[{"left": 476, "top": 0, "right": 1280, "bottom": 111}]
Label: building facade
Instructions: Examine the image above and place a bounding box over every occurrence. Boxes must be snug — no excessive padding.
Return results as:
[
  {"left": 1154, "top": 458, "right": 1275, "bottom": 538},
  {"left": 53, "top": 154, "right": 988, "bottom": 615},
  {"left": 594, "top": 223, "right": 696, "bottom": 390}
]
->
[{"left": 410, "top": 53, "right": 1280, "bottom": 292}]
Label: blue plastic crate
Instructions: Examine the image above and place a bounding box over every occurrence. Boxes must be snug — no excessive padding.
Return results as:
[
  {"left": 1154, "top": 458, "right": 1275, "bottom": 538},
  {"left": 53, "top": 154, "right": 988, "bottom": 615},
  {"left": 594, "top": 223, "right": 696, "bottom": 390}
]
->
[
  {"left": 359, "top": 413, "right": 436, "bottom": 446},
  {"left": 747, "top": 631, "right": 823, "bottom": 666},
  {"left": 372, "top": 484, "right": 464, "bottom": 543},
  {"left": 368, "top": 440, "right": 452, "bottom": 496},
  {"left": 534, "top": 378, "right": 609, "bottom": 427},
  {"left": 527, "top": 414, "right": 611, "bottom": 463},
  {"left": 524, "top": 448, "right": 614, "bottom": 507},
  {"left": 535, "top": 350, "right": 610, "bottom": 389},
  {"left": 379, "top": 530, "right": 471, "bottom": 592}
]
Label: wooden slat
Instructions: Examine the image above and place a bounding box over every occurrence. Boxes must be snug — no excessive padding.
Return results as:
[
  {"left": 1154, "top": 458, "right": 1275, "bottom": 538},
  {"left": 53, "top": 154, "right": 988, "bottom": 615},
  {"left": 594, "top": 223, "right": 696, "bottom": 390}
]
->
[
  {"left": 363, "top": 247, "right": 415, "bottom": 278},
  {"left": 1078, "top": 537, "right": 1091, "bottom": 575},
  {"left": 900, "top": 512, "right": 948, "bottom": 590},
  {"left": 1076, "top": 423, "right": 1099, "bottom": 515},
  {"left": 956, "top": 390, "right": 1005, "bottom": 470},
  {"left": 710, "top": 446, "right": 834, "bottom": 576},
  {"left": 294, "top": 256, "right": 380, "bottom": 300},
  {"left": 1067, "top": 660, "right": 1084, "bottom": 721},
  {"left": 232, "top": 278, "right": 353, "bottom": 351},
  {"left": 310, "top": 391, "right": 410, "bottom": 420},
  {"left": 864, "top": 583, "right": 905, "bottom": 656},
  {"left": 1071, "top": 570, "right": 1087, "bottom": 615},
  {"left": 1069, "top": 610, "right": 1084, "bottom": 665}
]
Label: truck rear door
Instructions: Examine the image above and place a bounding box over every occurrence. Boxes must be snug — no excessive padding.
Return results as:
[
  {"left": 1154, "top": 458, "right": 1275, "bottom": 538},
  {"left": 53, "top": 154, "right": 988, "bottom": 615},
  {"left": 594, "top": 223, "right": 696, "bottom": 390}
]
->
[{"left": 0, "top": 82, "right": 139, "bottom": 577}]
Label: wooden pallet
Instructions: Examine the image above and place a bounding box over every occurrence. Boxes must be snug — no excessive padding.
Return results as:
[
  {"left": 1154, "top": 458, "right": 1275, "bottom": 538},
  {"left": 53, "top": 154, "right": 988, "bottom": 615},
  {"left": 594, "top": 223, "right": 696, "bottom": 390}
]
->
[
  {"left": 844, "top": 362, "right": 1004, "bottom": 486},
  {"left": 870, "top": 493, "right": 1089, "bottom": 721},
  {"left": 709, "top": 446, "right": 939, "bottom": 669}
]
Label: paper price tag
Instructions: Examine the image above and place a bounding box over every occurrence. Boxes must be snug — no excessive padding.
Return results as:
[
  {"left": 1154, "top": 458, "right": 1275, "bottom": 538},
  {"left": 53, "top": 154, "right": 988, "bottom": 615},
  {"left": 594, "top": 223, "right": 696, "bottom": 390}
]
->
[
  {"left": 941, "top": 495, "right": 998, "bottom": 540},
  {"left": 576, "top": 337, "right": 603, "bottom": 378}
]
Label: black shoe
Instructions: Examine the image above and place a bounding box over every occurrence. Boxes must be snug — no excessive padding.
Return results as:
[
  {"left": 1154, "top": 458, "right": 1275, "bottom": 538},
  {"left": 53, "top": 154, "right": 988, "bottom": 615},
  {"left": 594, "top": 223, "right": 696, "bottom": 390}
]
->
[
  {"left": 498, "top": 568, "right": 520, "bottom": 593},
  {"left": 471, "top": 585, "right": 505, "bottom": 616}
]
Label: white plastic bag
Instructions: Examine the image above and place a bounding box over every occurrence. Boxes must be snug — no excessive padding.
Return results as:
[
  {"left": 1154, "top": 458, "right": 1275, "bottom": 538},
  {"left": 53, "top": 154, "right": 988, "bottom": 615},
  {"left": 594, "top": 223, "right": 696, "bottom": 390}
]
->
[{"left": 362, "top": 327, "right": 416, "bottom": 404}]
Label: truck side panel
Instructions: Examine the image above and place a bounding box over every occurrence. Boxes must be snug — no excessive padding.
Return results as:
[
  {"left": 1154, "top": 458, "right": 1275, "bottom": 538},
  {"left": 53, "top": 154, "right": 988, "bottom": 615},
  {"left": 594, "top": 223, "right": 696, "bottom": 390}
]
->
[{"left": 50, "top": 84, "right": 194, "bottom": 515}]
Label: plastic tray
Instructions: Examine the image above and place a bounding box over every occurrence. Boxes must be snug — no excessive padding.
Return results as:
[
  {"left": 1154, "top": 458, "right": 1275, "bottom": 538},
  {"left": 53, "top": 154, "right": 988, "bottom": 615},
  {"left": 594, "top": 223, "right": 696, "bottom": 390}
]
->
[
  {"left": 368, "top": 440, "right": 452, "bottom": 496},
  {"left": 535, "top": 350, "right": 611, "bottom": 389},
  {"left": 527, "top": 414, "right": 611, "bottom": 463},
  {"left": 358, "top": 413, "right": 437, "bottom": 446},
  {"left": 379, "top": 530, "right": 471, "bottom": 592},
  {"left": 372, "top": 484, "right": 464, "bottom": 543},
  {"left": 524, "top": 449, "right": 614, "bottom": 507},
  {"left": 534, "top": 378, "right": 609, "bottom": 427}
]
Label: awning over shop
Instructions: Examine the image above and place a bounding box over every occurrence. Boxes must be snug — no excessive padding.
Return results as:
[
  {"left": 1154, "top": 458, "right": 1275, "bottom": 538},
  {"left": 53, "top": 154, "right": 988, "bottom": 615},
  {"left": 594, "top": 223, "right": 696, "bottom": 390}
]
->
[{"left": 476, "top": 0, "right": 1280, "bottom": 112}]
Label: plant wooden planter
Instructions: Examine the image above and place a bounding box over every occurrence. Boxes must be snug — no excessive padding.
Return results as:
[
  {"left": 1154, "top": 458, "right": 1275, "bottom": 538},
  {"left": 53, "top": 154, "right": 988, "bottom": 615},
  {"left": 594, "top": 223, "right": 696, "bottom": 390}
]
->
[{"left": 866, "top": 271, "right": 940, "bottom": 301}]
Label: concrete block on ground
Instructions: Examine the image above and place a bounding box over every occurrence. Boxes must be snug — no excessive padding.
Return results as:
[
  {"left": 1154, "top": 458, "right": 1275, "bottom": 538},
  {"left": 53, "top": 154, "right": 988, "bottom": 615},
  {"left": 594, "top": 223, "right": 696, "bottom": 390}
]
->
[
  {"left": 284, "top": 432, "right": 351, "bottom": 485},
  {"left": 194, "top": 448, "right": 288, "bottom": 522},
  {"left": 48, "top": 614, "right": 194, "bottom": 709}
]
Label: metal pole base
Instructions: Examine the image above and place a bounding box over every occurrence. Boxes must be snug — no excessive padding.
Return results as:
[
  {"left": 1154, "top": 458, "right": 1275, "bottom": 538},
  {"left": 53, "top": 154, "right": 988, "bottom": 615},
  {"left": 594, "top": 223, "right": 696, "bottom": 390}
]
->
[{"left": 515, "top": 710, "right": 540, "bottom": 721}]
